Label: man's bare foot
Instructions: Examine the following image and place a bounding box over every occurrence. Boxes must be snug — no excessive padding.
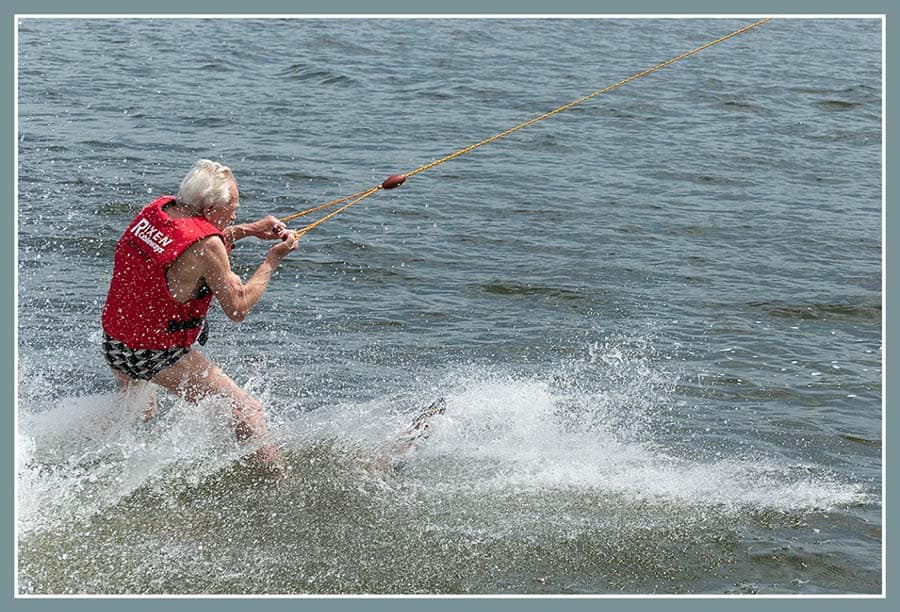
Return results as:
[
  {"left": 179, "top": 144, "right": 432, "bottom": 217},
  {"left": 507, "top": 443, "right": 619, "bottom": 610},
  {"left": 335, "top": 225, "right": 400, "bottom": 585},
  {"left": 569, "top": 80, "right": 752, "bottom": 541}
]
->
[{"left": 249, "top": 444, "right": 291, "bottom": 480}]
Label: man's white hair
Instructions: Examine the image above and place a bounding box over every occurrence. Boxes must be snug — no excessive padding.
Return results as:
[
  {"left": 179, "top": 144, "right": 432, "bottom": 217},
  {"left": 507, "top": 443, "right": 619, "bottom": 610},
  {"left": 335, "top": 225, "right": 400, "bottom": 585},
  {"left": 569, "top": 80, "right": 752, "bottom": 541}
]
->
[{"left": 175, "top": 159, "right": 235, "bottom": 213}]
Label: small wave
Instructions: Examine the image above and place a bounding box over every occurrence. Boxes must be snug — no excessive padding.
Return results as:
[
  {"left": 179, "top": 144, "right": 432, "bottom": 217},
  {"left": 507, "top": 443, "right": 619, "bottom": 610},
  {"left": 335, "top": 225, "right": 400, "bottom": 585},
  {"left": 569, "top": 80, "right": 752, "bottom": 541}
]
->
[
  {"left": 476, "top": 281, "right": 603, "bottom": 314},
  {"left": 275, "top": 63, "right": 354, "bottom": 86},
  {"left": 190, "top": 116, "right": 230, "bottom": 128},
  {"left": 722, "top": 100, "right": 763, "bottom": 113},
  {"left": 198, "top": 61, "right": 237, "bottom": 73},
  {"left": 79, "top": 139, "right": 124, "bottom": 150},
  {"left": 841, "top": 434, "right": 881, "bottom": 448},
  {"left": 752, "top": 300, "right": 881, "bottom": 321},
  {"left": 479, "top": 281, "right": 593, "bottom": 300},
  {"left": 815, "top": 99, "right": 863, "bottom": 111}
]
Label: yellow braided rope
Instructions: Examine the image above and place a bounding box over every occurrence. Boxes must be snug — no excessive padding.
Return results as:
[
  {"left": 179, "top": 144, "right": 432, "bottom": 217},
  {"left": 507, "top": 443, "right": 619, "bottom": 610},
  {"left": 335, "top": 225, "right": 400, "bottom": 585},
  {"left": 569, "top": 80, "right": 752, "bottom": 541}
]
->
[
  {"left": 285, "top": 17, "right": 772, "bottom": 237},
  {"left": 280, "top": 189, "right": 368, "bottom": 223},
  {"left": 280, "top": 188, "right": 374, "bottom": 224},
  {"left": 294, "top": 186, "right": 380, "bottom": 238},
  {"left": 406, "top": 17, "right": 772, "bottom": 179}
]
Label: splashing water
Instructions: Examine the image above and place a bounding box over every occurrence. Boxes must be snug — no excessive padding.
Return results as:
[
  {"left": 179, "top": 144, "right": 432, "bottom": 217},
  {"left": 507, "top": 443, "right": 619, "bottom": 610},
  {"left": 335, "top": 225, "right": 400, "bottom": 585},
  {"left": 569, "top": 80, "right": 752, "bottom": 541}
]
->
[{"left": 16, "top": 340, "right": 869, "bottom": 594}]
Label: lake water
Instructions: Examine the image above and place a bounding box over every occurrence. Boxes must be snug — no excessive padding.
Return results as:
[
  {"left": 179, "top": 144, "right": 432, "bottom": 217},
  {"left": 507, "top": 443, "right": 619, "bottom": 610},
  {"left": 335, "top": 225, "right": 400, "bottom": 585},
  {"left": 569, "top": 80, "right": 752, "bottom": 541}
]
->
[{"left": 16, "top": 17, "right": 882, "bottom": 595}]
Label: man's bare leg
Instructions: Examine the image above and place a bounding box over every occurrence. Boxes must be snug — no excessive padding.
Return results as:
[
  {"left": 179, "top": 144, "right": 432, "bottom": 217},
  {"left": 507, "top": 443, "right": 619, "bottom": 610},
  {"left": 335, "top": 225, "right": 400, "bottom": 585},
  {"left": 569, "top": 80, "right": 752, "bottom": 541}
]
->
[
  {"left": 112, "top": 370, "right": 159, "bottom": 422},
  {"left": 151, "top": 350, "right": 280, "bottom": 468}
]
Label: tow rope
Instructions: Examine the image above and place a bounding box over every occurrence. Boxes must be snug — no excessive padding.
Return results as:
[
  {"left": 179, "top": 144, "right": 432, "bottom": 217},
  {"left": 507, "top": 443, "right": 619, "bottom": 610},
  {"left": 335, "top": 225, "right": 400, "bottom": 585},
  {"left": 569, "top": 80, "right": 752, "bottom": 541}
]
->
[{"left": 280, "top": 18, "right": 772, "bottom": 239}]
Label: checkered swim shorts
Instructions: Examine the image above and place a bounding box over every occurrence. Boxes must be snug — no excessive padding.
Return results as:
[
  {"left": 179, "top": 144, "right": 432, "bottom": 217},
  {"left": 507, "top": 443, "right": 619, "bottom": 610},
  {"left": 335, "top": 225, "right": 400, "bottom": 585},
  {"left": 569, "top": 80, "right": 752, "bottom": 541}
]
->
[{"left": 102, "top": 334, "right": 190, "bottom": 381}]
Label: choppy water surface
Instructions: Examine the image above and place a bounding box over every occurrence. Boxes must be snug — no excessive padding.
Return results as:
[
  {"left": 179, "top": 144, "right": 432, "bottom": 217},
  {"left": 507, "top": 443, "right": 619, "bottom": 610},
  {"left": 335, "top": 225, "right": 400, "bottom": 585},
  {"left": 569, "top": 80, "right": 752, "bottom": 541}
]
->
[{"left": 16, "top": 17, "right": 882, "bottom": 595}]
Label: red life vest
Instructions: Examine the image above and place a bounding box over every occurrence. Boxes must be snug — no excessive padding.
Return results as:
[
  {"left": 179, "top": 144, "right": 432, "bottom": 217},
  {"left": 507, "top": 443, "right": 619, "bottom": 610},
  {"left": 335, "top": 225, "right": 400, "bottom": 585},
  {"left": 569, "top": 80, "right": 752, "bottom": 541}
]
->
[{"left": 102, "top": 196, "right": 225, "bottom": 349}]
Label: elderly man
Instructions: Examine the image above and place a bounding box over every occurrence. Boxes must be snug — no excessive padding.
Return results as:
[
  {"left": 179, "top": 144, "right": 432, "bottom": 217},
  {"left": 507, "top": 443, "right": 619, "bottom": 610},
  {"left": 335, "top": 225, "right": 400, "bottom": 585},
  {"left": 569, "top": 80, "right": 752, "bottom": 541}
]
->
[{"left": 101, "top": 159, "right": 297, "bottom": 469}]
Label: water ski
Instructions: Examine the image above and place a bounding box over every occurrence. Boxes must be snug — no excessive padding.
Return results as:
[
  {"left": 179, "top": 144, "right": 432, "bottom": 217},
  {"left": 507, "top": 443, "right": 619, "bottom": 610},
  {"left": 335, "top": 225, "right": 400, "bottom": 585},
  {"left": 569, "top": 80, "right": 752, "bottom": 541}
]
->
[{"left": 386, "top": 397, "right": 447, "bottom": 461}]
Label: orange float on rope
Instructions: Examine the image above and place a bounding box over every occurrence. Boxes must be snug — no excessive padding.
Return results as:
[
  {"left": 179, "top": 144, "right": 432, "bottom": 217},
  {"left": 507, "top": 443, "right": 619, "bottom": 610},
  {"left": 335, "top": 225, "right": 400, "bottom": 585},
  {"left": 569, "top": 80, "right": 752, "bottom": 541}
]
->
[{"left": 381, "top": 173, "right": 407, "bottom": 190}]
